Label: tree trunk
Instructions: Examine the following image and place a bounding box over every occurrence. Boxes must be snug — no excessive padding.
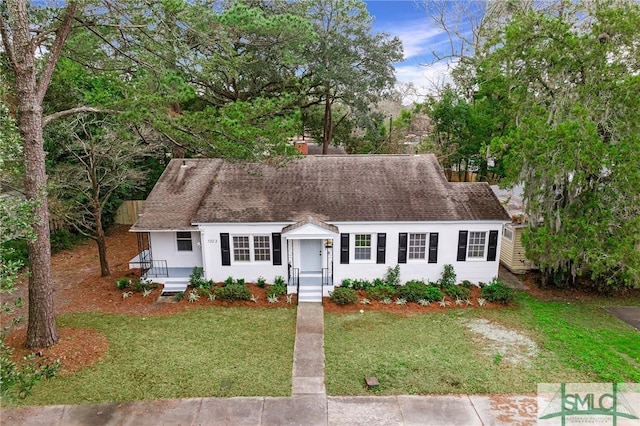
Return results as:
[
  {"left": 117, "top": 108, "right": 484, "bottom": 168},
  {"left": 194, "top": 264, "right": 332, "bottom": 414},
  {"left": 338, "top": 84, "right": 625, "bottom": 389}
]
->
[
  {"left": 322, "top": 90, "right": 333, "bottom": 155},
  {"left": 13, "top": 31, "right": 59, "bottom": 349},
  {"left": 96, "top": 232, "right": 110, "bottom": 277},
  {"left": 5, "top": 0, "right": 78, "bottom": 348}
]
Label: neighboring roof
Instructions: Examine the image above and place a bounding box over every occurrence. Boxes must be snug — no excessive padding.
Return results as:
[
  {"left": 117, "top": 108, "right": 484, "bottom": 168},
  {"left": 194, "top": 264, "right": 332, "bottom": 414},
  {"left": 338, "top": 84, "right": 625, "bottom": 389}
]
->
[
  {"left": 490, "top": 184, "right": 525, "bottom": 219},
  {"left": 132, "top": 155, "right": 510, "bottom": 230}
]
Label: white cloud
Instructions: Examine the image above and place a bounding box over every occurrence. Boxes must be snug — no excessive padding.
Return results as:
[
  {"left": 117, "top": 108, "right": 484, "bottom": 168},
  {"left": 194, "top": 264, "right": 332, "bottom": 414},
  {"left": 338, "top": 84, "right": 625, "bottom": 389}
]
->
[{"left": 394, "top": 61, "right": 457, "bottom": 104}]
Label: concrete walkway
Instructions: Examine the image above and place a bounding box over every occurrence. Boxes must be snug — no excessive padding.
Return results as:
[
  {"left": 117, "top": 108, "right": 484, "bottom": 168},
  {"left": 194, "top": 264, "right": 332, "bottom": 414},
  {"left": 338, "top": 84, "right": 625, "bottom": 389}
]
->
[
  {"left": 1, "top": 302, "right": 541, "bottom": 425},
  {"left": 1, "top": 394, "right": 539, "bottom": 425},
  {"left": 291, "top": 302, "right": 326, "bottom": 397}
]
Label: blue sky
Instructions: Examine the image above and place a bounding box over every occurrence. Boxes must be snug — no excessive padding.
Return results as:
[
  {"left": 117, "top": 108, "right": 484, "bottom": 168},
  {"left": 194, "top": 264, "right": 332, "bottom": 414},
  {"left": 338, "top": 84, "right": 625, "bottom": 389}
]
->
[{"left": 364, "top": 0, "right": 460, "bottom": 102}]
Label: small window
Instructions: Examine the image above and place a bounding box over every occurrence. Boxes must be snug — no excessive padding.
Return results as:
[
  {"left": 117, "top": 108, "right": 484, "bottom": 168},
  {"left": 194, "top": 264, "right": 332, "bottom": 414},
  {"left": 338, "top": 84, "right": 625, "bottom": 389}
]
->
[
  {"left": 467, "top": 231, "right": 486, "bottom": 259},
  {"left": 176, "top": 232, "right": 193, "bottom": 251},
  {"left": 253, "top": 235, "right": 271, "bottom": 261},
  {"left": 233, "top": 236, "right": 250, "bottom": 261},
  {"left": 504, "top": 227, "right": 513, "bottom": 241},
  {"left": 408, "top": 233, "right": 427, "bottom": 260},
  {"left": 354, "top": 234, "right": 372, "bottom": 260}
]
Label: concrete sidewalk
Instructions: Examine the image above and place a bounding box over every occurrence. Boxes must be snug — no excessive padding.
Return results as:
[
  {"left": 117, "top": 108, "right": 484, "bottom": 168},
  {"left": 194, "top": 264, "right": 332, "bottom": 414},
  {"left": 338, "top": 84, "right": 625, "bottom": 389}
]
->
[
  {"left": 292, "top": 302, "right": 325, "bottom": 396},
  {"left": 1, "top": 394, "right": 538, "bottom": 425}
]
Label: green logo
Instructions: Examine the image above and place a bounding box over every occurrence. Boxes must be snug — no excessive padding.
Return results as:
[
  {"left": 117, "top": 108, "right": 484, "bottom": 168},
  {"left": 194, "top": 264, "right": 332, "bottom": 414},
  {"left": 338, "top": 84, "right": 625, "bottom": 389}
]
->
[{"left": 539, "top": 383, "right": 638, "bottom": 426}]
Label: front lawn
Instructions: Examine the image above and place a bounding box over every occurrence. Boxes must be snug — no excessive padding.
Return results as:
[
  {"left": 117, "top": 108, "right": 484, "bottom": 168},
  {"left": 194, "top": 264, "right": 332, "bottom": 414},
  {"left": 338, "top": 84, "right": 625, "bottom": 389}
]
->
[
  {"left": 324, "top": 293, "right": 640, "bottom": 395},
  {"left": 12, "top": 307, "right": 296, "bottom": 406}
]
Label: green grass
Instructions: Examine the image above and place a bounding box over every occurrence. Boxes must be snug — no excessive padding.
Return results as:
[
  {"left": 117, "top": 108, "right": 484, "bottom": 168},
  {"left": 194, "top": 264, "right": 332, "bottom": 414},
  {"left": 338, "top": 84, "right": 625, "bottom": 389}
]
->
[
  {"left": 325, "top": 293, "right": 640, "bottom": 395},
  {"left": 13, "top": 307, "right": 296, "bottom": 406}
]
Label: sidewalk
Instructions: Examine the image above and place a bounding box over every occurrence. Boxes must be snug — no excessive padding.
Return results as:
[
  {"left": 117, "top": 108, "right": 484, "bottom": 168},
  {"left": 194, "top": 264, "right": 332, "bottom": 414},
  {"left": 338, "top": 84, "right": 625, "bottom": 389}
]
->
[{"left": 1, "top": 394, "right": 538, "bottom": 425}]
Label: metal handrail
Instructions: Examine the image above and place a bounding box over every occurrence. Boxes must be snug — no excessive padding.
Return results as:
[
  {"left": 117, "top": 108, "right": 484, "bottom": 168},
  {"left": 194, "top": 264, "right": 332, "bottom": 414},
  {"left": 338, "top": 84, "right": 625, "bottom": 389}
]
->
[
  {"left": 131, "top": 259, "right": 169, "bottom": 278},
  {"left": 322, "top": 268, "right": 330, "bottom": 286},
  {"left": 292, "top": 268, "right": 300, "bottom": 304}
]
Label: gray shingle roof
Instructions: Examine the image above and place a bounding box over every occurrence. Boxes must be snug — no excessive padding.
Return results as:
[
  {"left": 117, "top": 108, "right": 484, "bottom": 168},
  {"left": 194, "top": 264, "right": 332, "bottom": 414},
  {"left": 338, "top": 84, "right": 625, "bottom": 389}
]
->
[{"left": 131, "top": 155, "right": 510, "bottom": 230}]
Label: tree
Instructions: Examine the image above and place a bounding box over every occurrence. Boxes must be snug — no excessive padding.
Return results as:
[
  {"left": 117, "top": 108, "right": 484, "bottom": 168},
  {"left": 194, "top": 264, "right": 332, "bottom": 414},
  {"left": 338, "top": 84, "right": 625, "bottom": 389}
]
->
[
  {"left": 1, "top": 0, "right": 82, "bottom": 348},
  {"left": 483, "top": 1, "right": 640, "bottom": 289},
  {"left": 299, "top": 0, "right": 403, "bottom": 153},
  {"left": 50, "top": 116, "right": 148, "bottom": 277}
]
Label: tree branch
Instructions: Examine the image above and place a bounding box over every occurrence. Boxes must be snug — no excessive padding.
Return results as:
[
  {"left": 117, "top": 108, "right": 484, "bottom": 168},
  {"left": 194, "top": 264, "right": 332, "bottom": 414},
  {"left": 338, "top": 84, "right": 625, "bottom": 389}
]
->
[
  {"left": 43, "top": 107, "right": 117, "bottom": 126},
  {"left": 36, "top": 2, "right": 79, "bottom": 104},
  {"left": 0, "top": 14, "right": 17, "bottom": 70}
]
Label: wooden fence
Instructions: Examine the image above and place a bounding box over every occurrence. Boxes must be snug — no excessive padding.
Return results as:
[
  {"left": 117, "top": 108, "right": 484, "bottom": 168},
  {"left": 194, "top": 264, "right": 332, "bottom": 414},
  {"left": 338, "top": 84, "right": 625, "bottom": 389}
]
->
[{"left": 114, "top": 200, "right": 144, "bottom": 225}]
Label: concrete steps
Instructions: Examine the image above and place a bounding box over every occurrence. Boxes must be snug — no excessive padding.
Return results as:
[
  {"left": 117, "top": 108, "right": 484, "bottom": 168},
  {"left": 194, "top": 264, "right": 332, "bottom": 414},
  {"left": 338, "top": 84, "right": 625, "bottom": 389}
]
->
[
  {"left": 160, "top": 281, "right": 188, "bottom": 294},
  {"left": 297, "top": 282, "right": 323, "bottom": 303}
]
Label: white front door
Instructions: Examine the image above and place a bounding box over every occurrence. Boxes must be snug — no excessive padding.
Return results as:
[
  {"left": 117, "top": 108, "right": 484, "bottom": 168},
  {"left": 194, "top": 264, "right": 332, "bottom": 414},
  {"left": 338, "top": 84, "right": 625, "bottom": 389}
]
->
[{"left": 300, "top": 240, "right": 322, "bottom": 273}]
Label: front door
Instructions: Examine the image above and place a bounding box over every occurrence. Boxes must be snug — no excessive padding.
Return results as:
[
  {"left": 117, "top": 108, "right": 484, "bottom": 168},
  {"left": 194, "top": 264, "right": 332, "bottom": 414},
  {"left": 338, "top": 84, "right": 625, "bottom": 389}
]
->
[{"left": 300, "top": 239, "right": 322, "bottom": 273}]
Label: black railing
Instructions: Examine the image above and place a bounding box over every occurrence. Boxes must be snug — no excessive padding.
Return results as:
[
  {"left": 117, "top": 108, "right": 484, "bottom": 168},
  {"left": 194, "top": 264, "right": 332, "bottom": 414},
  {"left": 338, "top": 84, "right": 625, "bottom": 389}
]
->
[
  {"left": 133, "top": 259, "right": 169, "bottom": 278},
  {"left": 292, "top": 268, "right": 300, "bottom": 297},
  {"left": 322, "top": 268, "right": 330, "bottom": 286}
]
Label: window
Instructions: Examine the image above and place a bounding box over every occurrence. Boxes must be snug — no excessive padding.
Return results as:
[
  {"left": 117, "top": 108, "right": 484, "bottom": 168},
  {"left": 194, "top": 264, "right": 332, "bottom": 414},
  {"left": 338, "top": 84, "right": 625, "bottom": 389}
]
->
[
  {"left": 354, "top": 234, "right": 372, "bottom": 260},
  {"left": 176, "top": 232, "right": 193, "bottom": 251},
  {"left": 232, "top": 235, "right": 270, "bottom": 262},
  {"left": 467, "top": 231, "right": 486, "bottom": 258},
  {"left": 233, "top": 236, "right": 250, "bottom": 261},
  {"left": 503, "top": 227, "right": 513, "bottom": 241},
  {"left": 408, "top": 233, "right": 427, "bottom": 260},
  {"left": 253, "top": 236, "right": 271, "bottom": 261}
]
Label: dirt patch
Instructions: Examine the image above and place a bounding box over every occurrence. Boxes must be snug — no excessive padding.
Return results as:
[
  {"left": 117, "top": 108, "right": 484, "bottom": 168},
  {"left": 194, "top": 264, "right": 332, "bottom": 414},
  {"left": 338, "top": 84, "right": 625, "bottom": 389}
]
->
[
  {"left": 4, "top": 327, "right": 108, "bottom": 376},
  {"left": 466, "top": 318, "right": 539, "bottom": 366}
]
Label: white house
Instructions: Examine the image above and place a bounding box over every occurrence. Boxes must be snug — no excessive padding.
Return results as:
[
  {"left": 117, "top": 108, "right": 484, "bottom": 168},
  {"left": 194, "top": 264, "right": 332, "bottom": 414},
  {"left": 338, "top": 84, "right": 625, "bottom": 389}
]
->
[{"left": 129, "top": 155, "right": 511, "bottom": 302}]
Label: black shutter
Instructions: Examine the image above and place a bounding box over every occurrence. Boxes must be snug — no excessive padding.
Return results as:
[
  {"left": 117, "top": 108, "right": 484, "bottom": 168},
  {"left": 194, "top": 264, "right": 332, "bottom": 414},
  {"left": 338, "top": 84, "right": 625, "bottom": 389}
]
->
[
  {"left": 398, "top": 233, "right": 407, "bottom": 264},
  {"left": 340, "top": 233, "right": 349, "bottom": 264},
  {"left": 272, "top": 233, "right": 282, "bottom": 265},
  {"left": 428, "top": 233, "right": 439, "bottom": 264},
  {"left": 457, "top": 231, "right": 468, "bottom": 261},
  {"left": 487, "top": 230, "right": 499, "bottom": 261},
  {"left": 221, "top": 233, "right": 231, "bottom": 266},
  {"left": 376, "top": 233, "right": 386, "bottom": 264}
]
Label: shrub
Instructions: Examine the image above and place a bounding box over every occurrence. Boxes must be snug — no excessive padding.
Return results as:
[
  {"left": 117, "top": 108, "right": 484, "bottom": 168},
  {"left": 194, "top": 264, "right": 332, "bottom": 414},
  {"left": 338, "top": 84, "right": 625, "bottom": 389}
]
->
[
  {"left": 224, "top": 276, "right": 234, "bottom": 286},
  {"left": 50, "top": 228, "right": 83, "bottom": 253},
  {"left": 461, "top": 280, "right": 474, "bottom": 289},
  {"left": 480, "top": 279, "right": 514, "bottom": 304},
  {"left": 396, "top": 280, "right": 427, "bottom": 302},
  {"left": 274, "top": 275, "right": 286, "bottom": 286},
  {"left": 445, "top": 285, "right": 470, "bottom": 301},
  {"left": 256, "top": 277, "right": 267, "bottom": 288},
  {"left": 235, "top": 278, "right": 245, "bottom": 285},
  {"left": 266, "top": 284, "right": 287, "bottom": 298},
  {"left": 438, "top": 264, "right": 457, "bottom": 288},
  {"left": 423, "top": 286, "right": 444, "bottom": 302},
  {"left": 366, "top": 286, "right": 396, "bottom": 301},
  {"left": 189, "top": 267, "right": 210, "bottom": 289},
  {"left": 132, "top": 278, "right": 158, "bottom": 293},
  {"left": 383, "top": 265, "right": 401, "bottom": 287},
  {"left": 174, "top": 292, "right": 185, "bottom": 302},
  {"left": 116, "top": 278, "right": 130, "bottom": 290},
  {"left": 372, "top": 278, "right": 384, "bottom": 287},
  {"left": 215, "top": 284, "right": 252, "bottom": 301},
  {"left": 341, "top": 278, "right": 353, "bottom": 288},
  {"left": 330, "top": 287, "right": 357, "bottom": 305}
]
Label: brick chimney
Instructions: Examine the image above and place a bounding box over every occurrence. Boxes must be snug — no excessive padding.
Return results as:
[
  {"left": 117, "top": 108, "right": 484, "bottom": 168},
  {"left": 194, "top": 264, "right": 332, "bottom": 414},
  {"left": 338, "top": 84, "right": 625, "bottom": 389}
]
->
[{"left": 294, "top": 141, "right": 308, "bottom": 155}]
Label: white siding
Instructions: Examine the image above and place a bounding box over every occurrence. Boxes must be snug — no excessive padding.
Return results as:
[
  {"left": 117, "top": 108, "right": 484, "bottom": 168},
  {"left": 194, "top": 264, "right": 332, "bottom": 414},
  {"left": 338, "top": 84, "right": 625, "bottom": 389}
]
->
[
  {"left": 200, "top": 224, "right": 288, "bottom": 283},
  {"left": 149, "top": 231, "right": 202, "bottom": 268}
]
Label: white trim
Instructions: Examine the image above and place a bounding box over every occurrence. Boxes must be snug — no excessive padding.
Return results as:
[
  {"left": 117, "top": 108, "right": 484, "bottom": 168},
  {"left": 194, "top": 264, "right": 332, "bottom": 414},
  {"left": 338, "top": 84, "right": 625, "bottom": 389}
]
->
[
  {"left": 231, "top": 234, "right": 272, "bottom": 264},
  {"left": 467, "top": 230, "right": 488, "bottom": 261},
  {"left": 503, "top": 226, "right": 514, "bottom": 242},
  {"left": 351, "top": 233, "right": 375, "bottom": 263}
]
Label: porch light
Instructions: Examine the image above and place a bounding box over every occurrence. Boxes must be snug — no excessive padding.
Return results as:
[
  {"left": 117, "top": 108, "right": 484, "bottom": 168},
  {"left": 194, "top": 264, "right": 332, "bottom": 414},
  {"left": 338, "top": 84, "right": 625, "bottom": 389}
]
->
[{"left": 325, "top": 239, "right": 333, "bottom": 248}]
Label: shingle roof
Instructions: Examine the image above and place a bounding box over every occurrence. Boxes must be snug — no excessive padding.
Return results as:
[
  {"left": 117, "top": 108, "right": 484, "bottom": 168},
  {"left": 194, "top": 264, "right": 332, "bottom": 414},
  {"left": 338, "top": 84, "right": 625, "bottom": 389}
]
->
[{"left": 131, "top": 155, "right": 510, "bottom": 230}]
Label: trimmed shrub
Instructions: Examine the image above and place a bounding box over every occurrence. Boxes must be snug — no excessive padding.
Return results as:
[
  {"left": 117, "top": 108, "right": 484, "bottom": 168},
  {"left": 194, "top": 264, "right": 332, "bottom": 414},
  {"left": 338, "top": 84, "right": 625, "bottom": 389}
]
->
[
  {"left": 396, "top": 280, "right": 429, "bottom": 302},
  {"left": 423, "top": 286, "right": 444, "bottom": 302},
  {"left": 266, "top": 284, "right": 287, "bottom": 298},
  {"left": 224, "top": 276, "right": 234, "bottom": 286},
  {"left": 480, "top": 279, "right": 514, "bottom": 304},
  {"left": 366, "top": 286, "right": 396, "bottom": 301},
  {"left": 330, "top": 287, "right": 358, "bottom": 305},
  {"left": 445, "top": 285, "right": 470, "bottom": 300},
  {"left": 116, "top": 278, "right": 130, "bottom": 290},
  {"left": 256, "top": 277, "right": 267, "bottom": 288},
  {"left": 352, "top": 279, "right": 373, "bottom": 290},
  {"left": 215, "top": 284, "right": 252, "bottom": 301}
]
